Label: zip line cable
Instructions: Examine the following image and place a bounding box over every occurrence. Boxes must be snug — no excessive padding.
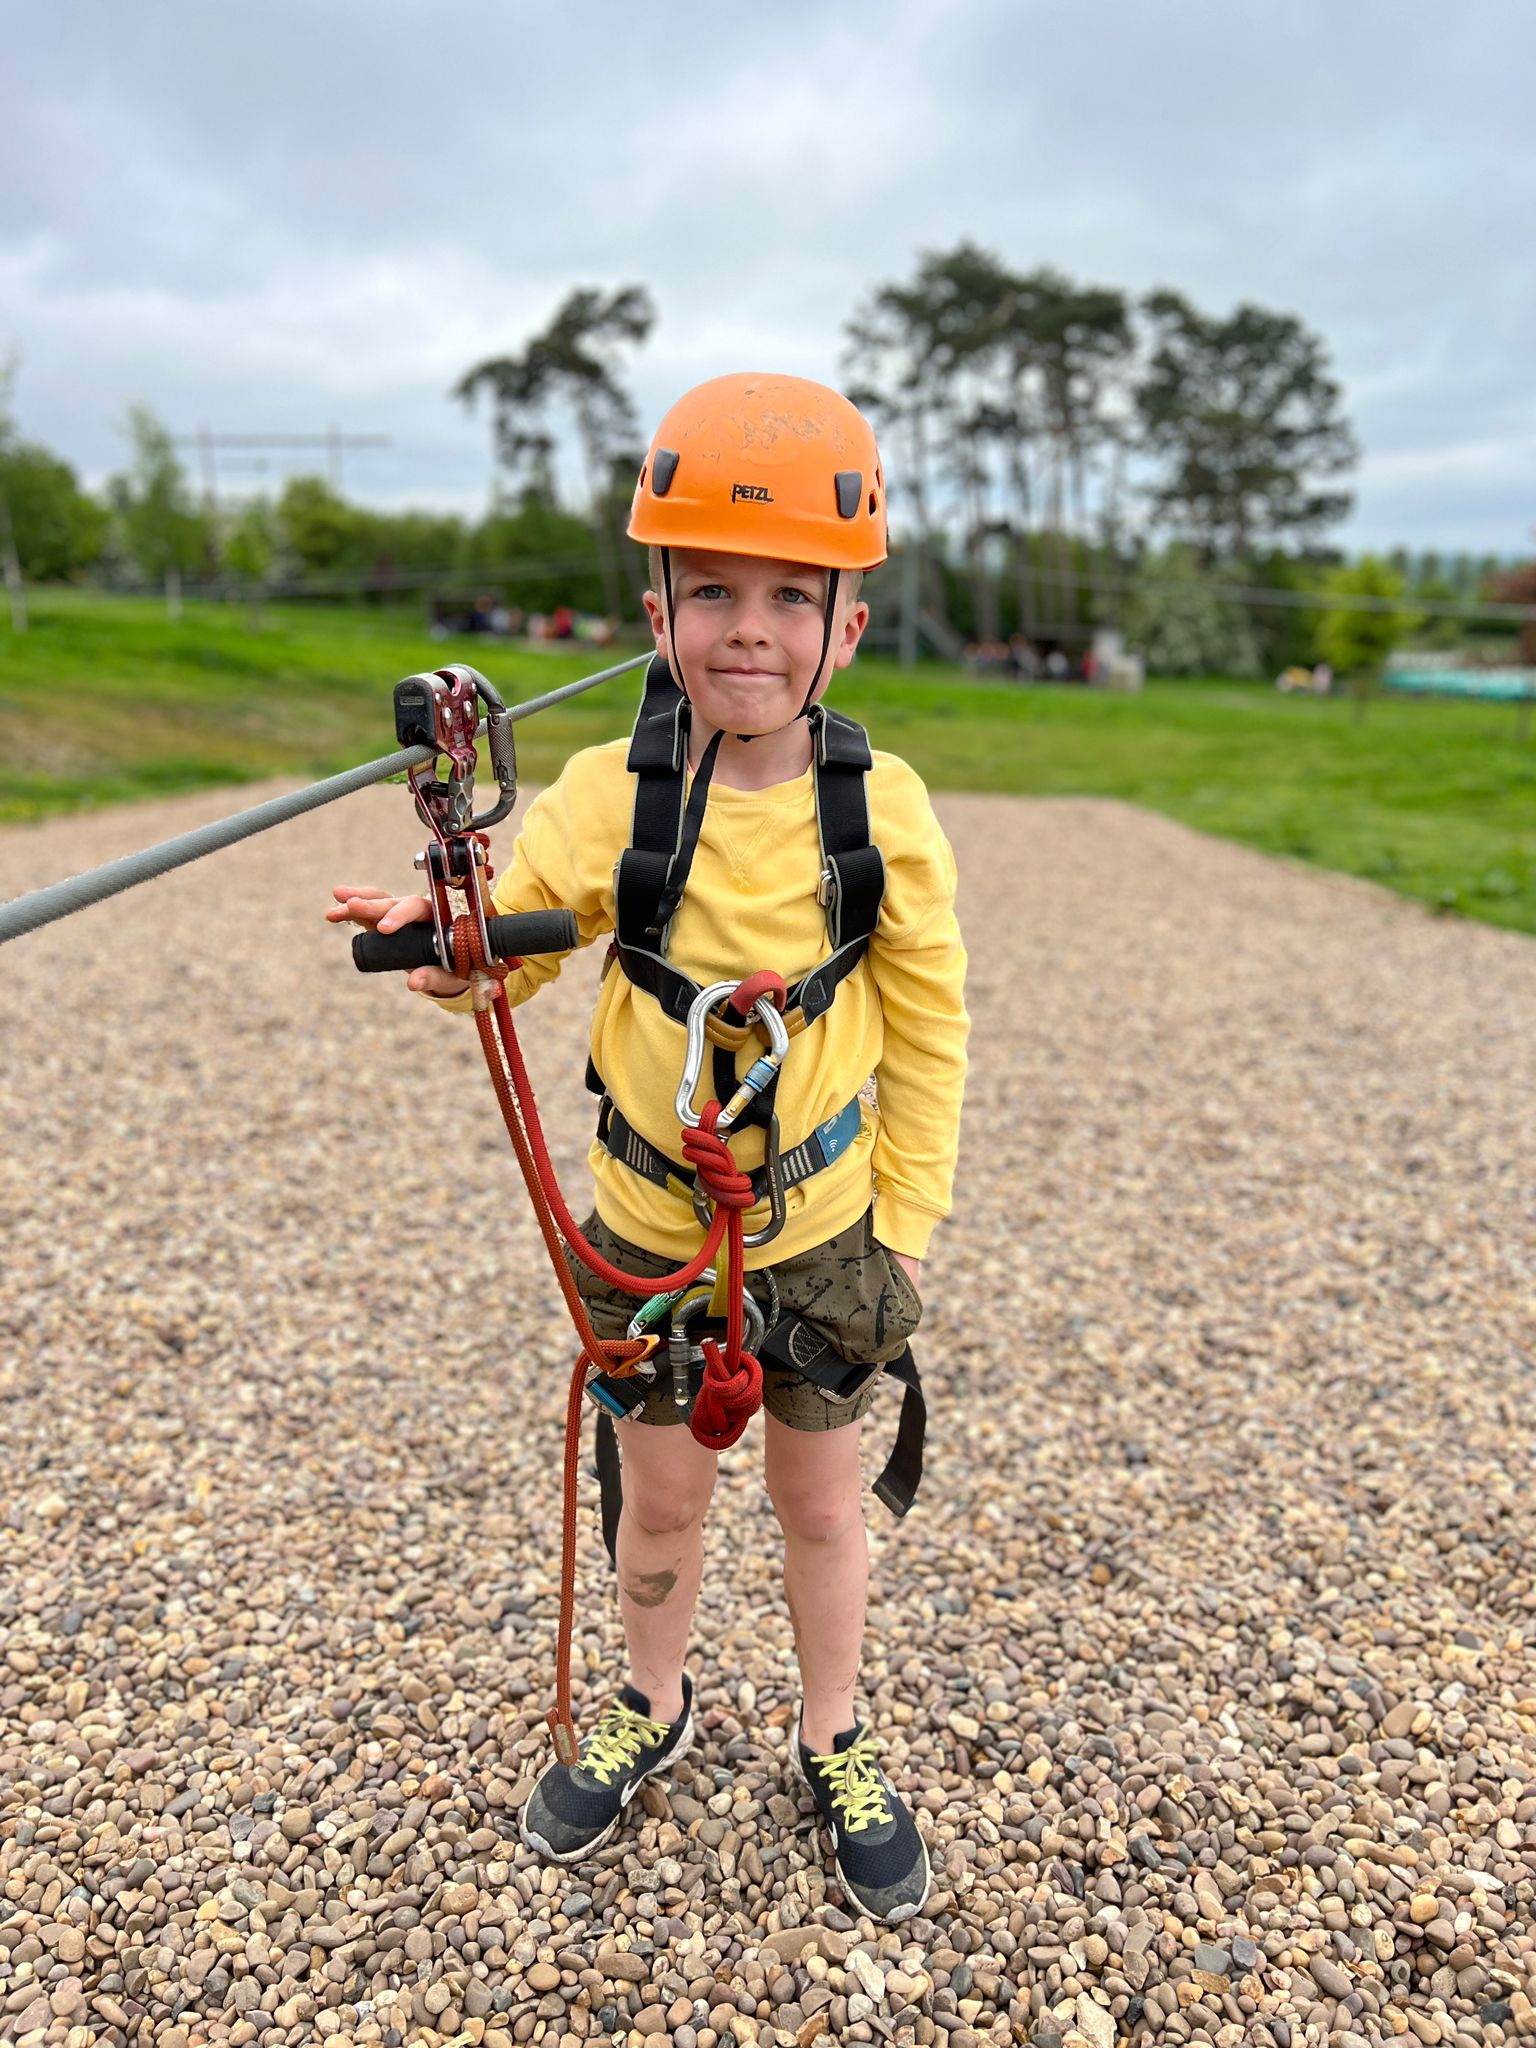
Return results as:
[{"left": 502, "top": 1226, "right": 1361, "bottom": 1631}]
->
[{"left": 0, "top": 651, "right": 652, "bottom": 948}]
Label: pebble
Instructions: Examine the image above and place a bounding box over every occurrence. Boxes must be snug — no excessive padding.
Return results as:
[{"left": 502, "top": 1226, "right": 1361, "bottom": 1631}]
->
[{"left": 5, "top": 789, "right": 1536, "bottom": 2048}]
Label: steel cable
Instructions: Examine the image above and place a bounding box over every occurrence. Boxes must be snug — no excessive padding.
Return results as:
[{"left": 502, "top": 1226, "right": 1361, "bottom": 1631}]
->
[{"left": 0, "top": 651, "right": 651, "bottom": 946}]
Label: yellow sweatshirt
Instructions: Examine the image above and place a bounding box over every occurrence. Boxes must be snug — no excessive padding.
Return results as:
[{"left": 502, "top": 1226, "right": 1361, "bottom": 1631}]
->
[{"left": 431, "top": 736, "right": 968, "bottom": 1264}]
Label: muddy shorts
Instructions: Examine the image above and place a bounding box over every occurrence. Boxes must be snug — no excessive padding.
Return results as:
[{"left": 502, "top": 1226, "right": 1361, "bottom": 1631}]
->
[{"left": 563, "top": 1206, "right": 923, "bottom": 1431}]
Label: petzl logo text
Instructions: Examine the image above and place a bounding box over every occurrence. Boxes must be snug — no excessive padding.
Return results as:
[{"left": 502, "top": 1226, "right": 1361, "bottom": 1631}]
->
[{"left": 731, "top": 483, "right": 774, "bottom": 503}]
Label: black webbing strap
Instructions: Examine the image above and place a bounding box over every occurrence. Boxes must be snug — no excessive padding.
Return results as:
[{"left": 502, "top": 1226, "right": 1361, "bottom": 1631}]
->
[
  {"left": 810, "top": 704, "right": 885, "bottom": 960},
  {"left": 597, "top": 1092, "right": 863, "bottom": 1201},
  {"left": 871, "top": 1351, "right": 926, "bottom": 1518},
  {"left": 595, "top": 1408, "right": 623, "bottom": 1568},
  {"left": 649, "top": 728, "right": 722, "bottom": 938},
  {"left": 615, "top": 655, "right": 691, "bottom": 958},
  {"left": 713, "top": 1034, "right": 779, "bottom": 1131},
  {"left": 613, "top": 676, "right": 885, "bottom": 1030}
]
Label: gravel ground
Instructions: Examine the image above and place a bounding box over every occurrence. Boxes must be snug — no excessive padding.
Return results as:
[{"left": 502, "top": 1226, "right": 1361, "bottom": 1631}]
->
[{"left": 2, "top": 778, "right": 1535, "bottom": 2048}]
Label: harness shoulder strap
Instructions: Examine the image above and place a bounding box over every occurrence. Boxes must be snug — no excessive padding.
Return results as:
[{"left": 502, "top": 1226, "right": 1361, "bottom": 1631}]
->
[
  {"left": 608, "top": 687, "right": 888, "bottom": 1046},
  {"left": 795, "top": 706, "right": 885, "bottom": 1022},
  {"left": 615, "top": 656, "right": 689, "bottom": 954}
]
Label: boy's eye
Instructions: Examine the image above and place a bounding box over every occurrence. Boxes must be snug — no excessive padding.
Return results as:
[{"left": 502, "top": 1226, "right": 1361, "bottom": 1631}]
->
[{"left": 681, "top": 581, "right": 821, "bottom": 606}]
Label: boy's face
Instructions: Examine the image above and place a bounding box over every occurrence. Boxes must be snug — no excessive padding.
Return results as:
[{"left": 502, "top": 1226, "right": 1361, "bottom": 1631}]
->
[{"left": 643, "top": 550, "right": 870, "bottom": 738}]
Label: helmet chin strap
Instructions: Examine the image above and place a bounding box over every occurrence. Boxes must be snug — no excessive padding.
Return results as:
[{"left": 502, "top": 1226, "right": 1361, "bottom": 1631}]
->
[
  {"left": 649, "top": 550, "right": 843, "bottom": 942},
  {"left": 661, "top": 547, "right": 842, "bottom": 748},
  {"left": 794, "top": 568, "right": 842, "bottom": 727}
]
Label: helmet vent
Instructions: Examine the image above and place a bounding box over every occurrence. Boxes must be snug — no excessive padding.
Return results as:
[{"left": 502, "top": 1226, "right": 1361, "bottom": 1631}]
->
[
  {"left": 834, "top": 471, "right": 863, "bottom": 520},
  {"left": 652, "top": 448, "right": 680, "bottom": 498}
]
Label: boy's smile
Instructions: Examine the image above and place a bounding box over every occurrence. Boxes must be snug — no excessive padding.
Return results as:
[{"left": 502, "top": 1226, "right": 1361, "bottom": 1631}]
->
[{"left": 644, "top": 549, "right": 870, "bottom": 784}]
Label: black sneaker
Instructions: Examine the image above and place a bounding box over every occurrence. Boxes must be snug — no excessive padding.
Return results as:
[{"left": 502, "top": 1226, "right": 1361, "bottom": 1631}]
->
[
  {"left": 792, "top": 1707, "right": 931, "bottom": 1924},
  {"left": 520, "top": 1674, "right": 694, "bottom": 1863}
]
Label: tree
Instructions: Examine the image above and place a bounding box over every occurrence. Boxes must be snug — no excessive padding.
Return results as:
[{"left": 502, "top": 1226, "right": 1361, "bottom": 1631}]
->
[
  {"left": 0, "top": 444, "right": 106, "bottom": 582},
  {"left": 1005, "top": 267, "right": 1133, "bottom": 634},
  {"left": 0, "top": 362, "right": 105, "bottom": 626},
  {"left": 108, "top": 405, "right": 206, "bottom": 616},
  {"left": 1123, "top": 544, "right": 1263, "bottom": 677},
  {"left": 278, "top": 476, "right": 366, "bottom": 577},
  {"left": 458, "top": 495, "right": 607, "bottom": 614},
  {"left": 1316, "top": 557, "right": 1421, "bottom": 723},
  {"left": 222, "top": 497, "right": 277, "bottom": 626},
  {"left": 455, "top": 285, "right": 655, "bottom": 619},
  {"left": 844, "top": 249, "right": 983, "bottom": 638},
  {"left": 1136, "top": 291, "right": 1358, "bottom": 561},
  {"left": 846, "top": 247, "right": 1136, "bottom": 649}
]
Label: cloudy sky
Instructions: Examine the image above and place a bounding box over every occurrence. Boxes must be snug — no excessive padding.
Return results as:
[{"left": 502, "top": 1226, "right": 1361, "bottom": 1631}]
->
[{"left": 5, "top": 0, "right": 1532, "bottom": 556}]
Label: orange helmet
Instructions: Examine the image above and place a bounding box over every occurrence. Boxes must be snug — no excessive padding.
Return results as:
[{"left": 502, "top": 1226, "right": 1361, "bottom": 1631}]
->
[{"left": 628, "top": 373, "right": 887, "bottom": 571}]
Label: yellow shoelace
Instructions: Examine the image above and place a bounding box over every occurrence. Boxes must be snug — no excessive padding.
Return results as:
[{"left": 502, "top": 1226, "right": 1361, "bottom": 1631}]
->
[
  {"left": 807, "top": 1729, "right": 892, "bottom": 1833},
  {"left": 582, "top": 1700, "right": 672, "bottom": 1787}
]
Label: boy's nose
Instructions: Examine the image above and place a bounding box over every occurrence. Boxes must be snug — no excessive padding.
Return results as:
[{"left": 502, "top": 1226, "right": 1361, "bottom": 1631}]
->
[{"left": 725, "top": 606, "right": 773, "bottom": 645}]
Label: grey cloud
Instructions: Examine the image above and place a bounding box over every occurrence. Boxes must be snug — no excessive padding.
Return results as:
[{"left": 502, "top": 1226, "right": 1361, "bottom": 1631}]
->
[{"left": 4, "top": 0, "right": 1533, "bottom": 552}]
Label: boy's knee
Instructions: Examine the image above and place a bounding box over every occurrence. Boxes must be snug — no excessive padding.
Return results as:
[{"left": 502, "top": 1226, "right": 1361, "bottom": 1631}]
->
[
  {"left": 623, "top": 1476, "right": 713, "bottom": 1537},
  {"left": 768, "top": 1482, "right": 862, "bottom": 1545}
]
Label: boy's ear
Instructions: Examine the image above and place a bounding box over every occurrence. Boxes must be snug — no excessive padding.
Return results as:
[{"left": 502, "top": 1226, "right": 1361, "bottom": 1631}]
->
[
  {"left": 642, "top": 589, "right": 670, "bottom": 661},
  {"left": 832, "top": 596, "right": 871, "bottom": 671}
]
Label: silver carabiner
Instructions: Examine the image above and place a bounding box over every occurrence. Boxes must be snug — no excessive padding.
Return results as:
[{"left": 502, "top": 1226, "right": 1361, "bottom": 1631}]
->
[
  {"left": 675, "top": 980, "right": 791, "bottom": 1133},
  {"left": 667, "top": 1286, "right": 769, "bottom": 1409}
]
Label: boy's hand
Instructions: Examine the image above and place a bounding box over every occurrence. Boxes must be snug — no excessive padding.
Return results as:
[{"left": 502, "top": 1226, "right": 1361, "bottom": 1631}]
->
[
  {"left": 326, "top": 883, "right": 472, "bottom": 999},
  {"left": 890, "top": 1250, "right": 922, "bottom": 1298}
]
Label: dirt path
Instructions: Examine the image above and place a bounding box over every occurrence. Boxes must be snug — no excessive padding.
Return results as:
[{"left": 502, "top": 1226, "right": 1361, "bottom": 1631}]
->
[{"left": 3, "top": 783, "right": 1533, "bottom": 2047}]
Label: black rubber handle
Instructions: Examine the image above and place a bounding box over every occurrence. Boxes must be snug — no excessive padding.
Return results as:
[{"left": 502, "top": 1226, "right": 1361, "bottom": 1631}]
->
[{"left": 352, "top": 908, "right": 579, "bottom": 974}]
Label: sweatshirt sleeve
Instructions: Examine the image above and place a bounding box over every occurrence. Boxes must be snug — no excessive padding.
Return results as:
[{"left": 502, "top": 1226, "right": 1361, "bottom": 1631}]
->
[
  {"left": 866, "top": 766, "right": 970, "bottom": 1259},
  {"left": 423, "top": 750, "right": 617, "bottom": 1016}
]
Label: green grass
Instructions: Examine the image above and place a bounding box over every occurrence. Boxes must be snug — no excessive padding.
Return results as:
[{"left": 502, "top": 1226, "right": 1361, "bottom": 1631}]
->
[{"left": 4, "top": 589, "right": 1535, "bottom": 938}]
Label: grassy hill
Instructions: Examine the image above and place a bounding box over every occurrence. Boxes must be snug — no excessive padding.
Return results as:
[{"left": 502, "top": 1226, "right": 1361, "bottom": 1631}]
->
[{"left": 3, "top": 589, "right": 1534, "bottom": 937}]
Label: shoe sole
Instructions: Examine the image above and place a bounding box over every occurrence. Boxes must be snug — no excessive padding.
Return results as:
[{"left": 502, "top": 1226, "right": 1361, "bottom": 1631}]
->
[
  {"left": 520, "top": 1706, "right": 695, "bottom": 1865},
  {"left": 789, "top": 1708, "right": 932, "bottom": 1926}
]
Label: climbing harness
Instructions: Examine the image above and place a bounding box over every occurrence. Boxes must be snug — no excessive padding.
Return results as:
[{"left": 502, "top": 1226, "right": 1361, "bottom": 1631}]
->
[{"left": 583, "top": 653, "right": 929, "bottom": 1539}]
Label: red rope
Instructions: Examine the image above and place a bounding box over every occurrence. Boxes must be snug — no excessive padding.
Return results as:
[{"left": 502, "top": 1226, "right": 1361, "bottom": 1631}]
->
[
  {"left": 453, "top": 918, "right": 769, "bottom": 1755},
  {"left": 680, "top": 1107, "right": 762, "bottom": 1450}
]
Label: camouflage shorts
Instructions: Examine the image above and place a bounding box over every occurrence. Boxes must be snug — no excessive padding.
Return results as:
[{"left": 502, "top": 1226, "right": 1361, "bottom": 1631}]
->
[{"left": 563, "top": 1206, "right": 923, "bottom": 1431}]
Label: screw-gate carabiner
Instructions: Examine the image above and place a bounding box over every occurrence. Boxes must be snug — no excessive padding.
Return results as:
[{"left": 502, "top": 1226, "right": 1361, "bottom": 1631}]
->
[
  {"left": 674, "top": 980, "right": 791, "bottom": 1134},
  {"left": 691, "top": 1113, "right": 787, "bottom": 1249},
  {"left": 666, "top": 1287, "right": 768, "bottom": 1409}
]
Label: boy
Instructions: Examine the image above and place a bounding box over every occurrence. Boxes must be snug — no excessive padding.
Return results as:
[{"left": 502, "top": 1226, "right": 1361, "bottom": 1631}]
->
[{"left": 329, "top": 374, "right": 968, "bottom": 1924}]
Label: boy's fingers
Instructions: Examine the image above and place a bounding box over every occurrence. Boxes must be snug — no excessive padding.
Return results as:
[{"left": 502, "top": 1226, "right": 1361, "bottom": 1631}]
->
[
  {"left": 326, "top": 884, "right": 394, "bottom": 924},
  {"left": 378, "top": 895, "right": 432, "bottom": 933}
]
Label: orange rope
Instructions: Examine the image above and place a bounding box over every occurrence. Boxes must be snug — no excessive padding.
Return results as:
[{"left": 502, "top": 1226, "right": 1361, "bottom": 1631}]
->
[{"left": 451, "top": 915, "right": 766, "bottom": 1762}]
